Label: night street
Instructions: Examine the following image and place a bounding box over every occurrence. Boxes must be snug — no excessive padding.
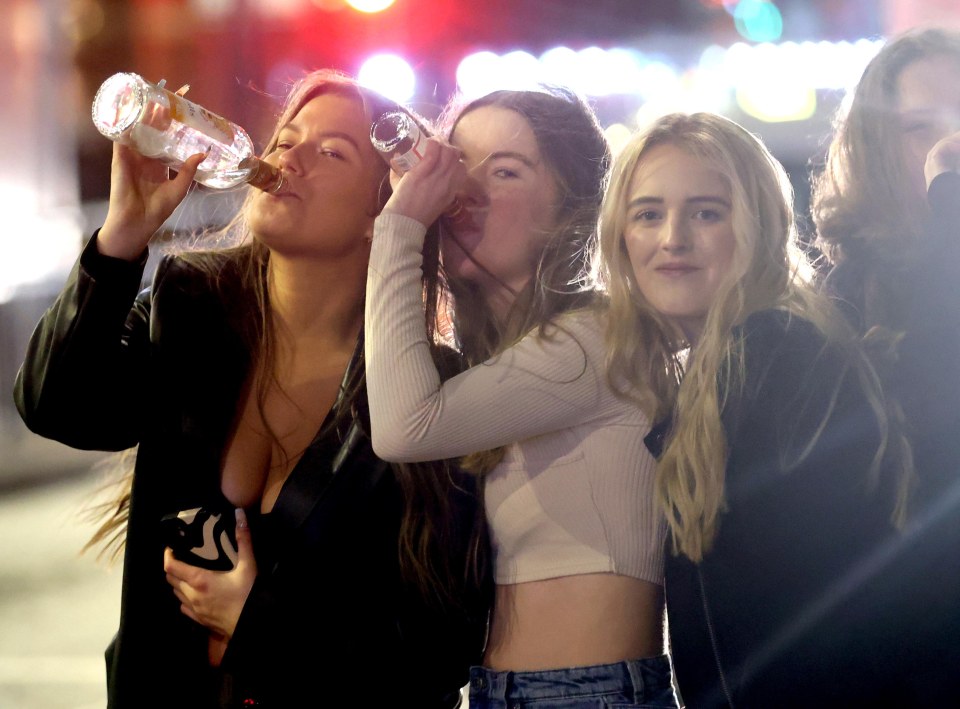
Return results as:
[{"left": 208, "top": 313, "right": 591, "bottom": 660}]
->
[{"left": 0, "top": 450, "right": 120, "bottom": 709}]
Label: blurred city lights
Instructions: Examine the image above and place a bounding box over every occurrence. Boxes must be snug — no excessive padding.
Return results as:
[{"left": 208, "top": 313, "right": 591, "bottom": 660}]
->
[
  {"left": 453, "top": 37, "right": 883, "bottom": 126},
  {"left": 358, "top": 54, "right": 415, "bottom": 103},
  {"left": 346, "top": 0, "right": 395, "bottom": 12},
  {"left": 249, "top": 0, "right": 302, "bottom": 18},
  {"left": 604, "top": 123, "right": 633, "bottom": 156},
  {"left": 456, "top": 51, "right": 506, "bottom": 100},
  {"left": 189, "top": 0, "right": 235, "bottom": 19},
  {"left": 733, "top": 0, "right": 784, "bottom": 43},
  {"left": 499, "top": 50, "right": 543, "bottom": 91}
]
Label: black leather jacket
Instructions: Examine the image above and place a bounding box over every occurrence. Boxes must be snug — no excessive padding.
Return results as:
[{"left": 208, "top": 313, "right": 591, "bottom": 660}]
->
[
  {"left": 816, "top": 171, "right": 960, "bottom": 707},
  {"left": 649, "top": 312, "right": 904, "bottom": 708},
  {"left": 14, "top": 235, "right": 489, "bottom": 708}
]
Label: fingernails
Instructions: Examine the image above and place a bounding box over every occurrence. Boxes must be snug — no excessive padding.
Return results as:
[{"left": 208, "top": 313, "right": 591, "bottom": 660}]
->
[{"left": 235, "top": 507, "right": 248, "bottom": 529}]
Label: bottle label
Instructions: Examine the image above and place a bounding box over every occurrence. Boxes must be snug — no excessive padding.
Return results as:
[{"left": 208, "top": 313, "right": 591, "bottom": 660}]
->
[
  {"left": 139, "top": 99, "right": 172, "bottom": 133},
  {"left": 392, "top": 129, "right": 426, "bottom": 173},
  {"left": 168, "top": 93, "right": 235, "bottom": 146}
]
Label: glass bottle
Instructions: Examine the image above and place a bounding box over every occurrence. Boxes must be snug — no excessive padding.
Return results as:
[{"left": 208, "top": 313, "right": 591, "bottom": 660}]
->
[
  {"left": 370, "top": 110, "right": 427, "bottom": 174},
  {"left": 370, "top": 109, "right": 464, "bottom": 219},
  {"left": 92, "top": 72, "right": 282, "bottom": 193}
]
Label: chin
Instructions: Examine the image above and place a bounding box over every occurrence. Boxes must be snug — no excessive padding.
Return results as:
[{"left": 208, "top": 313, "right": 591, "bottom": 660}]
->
[{"left": 441, "top": 247, "right": 470, "bottom": 280}]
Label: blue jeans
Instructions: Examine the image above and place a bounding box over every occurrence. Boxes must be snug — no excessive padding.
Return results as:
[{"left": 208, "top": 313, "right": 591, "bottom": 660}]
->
[{"left": 467, "top": 656, "right": 679, "bottom": 708}]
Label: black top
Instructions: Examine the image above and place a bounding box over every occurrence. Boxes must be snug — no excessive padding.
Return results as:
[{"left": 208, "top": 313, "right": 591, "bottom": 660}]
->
[
  {"left": 650, "top": 311, "right": 906, "bottom": 708},
  {"left": 817, "top": 170, "right": 960, "bottom": 706},
  {"left": 13, "top": 235, "right": 490, "bottom": 709}
]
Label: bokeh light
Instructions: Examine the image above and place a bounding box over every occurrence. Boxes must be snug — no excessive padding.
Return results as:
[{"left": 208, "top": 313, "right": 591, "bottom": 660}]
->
[
  {"left": 358, "top": 54, "right": 415, "bottom": 104},
  {"left": 346, "top": 0, "right": 395, "bottom": 12},
  {"left": 734, "top": 0, "right": 784, "bottom": 43}
]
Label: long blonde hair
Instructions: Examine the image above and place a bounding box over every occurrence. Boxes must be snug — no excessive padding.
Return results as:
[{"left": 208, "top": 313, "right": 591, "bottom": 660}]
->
[{"left": 596, "top": 113, "right": 911, "bottom": 561}]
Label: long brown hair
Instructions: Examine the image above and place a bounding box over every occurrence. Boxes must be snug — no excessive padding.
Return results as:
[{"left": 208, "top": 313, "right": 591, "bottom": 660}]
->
[
  {"left": 812, "top": 26, "right": 960, "bottom": 265},
  {"left": 84, "top": 70, "right": 482, "bottom": 608},
  {"left": 431, "top": 86, "right": 611, "bottom": 475}
]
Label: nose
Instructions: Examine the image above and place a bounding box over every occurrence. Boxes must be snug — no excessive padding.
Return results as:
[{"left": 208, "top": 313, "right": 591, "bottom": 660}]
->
[
  {"left": 661, "top": 214, "right": 691, "bottom": 252},
  {"left": 455, "top": 168, "right": 490, "bottom": 209},
  {"left": 277, "top": 143, "right": 308, "bottom": 175}
]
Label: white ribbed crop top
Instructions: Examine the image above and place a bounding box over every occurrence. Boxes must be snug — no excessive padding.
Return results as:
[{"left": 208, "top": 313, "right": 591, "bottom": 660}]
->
[{"left": 365, "top": 213, "right": 665, "bottom": 585}]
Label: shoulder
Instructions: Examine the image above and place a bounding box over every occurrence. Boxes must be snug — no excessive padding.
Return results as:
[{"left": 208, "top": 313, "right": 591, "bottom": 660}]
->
[
  {"left": 728, "top": 310, "right": 846, "bottom": 416},
  {"left": 536, "top": 306, "right": 609, "bottom": 365},
  {"left": 150, "top": 252, "right": 246, "bottom": 328},
  {"left": 544, "top": 305, "right": 608, "bottom": 342},
  {"left": 485, "top": 305, "right": 612, "bottom": 391},
  {"left": 723, "top": 311, "right": 880, "bottom": 482},
  {"left": 152, "top": 251, "right": 238, "bottom": 299},
  {"left": 735, "top": 309, "right": 826, "bottom": 363}
]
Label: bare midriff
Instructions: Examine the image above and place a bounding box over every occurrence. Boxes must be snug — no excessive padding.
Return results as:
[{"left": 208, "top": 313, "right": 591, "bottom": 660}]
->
[{"left": 482, "top": 573, "right": 665, "bottom": 671}]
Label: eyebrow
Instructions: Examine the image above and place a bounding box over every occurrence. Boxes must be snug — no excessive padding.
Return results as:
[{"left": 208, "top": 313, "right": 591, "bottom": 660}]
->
[
  {"left": 627, "top": 195, "right": 731, "bottom": 208},
  {"left": 278, "top": 126, "right": 362, "bottom": 150},
  {"left": 478, "top": 150, "right": 539, "bottom": 168}
]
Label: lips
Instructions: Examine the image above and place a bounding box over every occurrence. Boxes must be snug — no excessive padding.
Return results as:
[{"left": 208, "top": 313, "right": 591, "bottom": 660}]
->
[
  {"left": 442, "top": 209, "right": 479, "bottom": 232},
  {"left": 267, "top": 185, "right": 299, "bottom": 200},
  {"left": 656, "top": 263, "right": 698, "bottom": 275}
]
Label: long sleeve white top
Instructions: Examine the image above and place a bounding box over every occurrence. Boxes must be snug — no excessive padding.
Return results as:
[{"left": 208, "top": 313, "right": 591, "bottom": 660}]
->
[{"left": 365, "top": 213, "right": 664, "bottom": 584}]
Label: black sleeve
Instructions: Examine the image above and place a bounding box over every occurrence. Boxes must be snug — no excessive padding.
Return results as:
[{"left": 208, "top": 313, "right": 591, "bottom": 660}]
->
[
  {"left": 12, "top": 233, "right": 157, "bottom": 451},
  {"left": 717, "top": 312, "right": 899, "bottom": 707},
  {"left": 897, "top": 171, "right": 960, "bottom": 432}
]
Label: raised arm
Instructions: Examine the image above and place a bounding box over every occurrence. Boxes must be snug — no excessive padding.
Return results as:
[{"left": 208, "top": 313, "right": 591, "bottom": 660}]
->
[
  {"left": 365, "top": 211, "right": 609, "bottom": 463},
  {"left": 13, "top": 144, "right": 204, "bottom": 450}
]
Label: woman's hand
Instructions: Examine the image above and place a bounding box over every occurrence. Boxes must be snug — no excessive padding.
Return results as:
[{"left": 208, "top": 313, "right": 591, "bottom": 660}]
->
[
  {"left": 925, "top": 130, "right": 960, "bottom": 190},
  {"left": 381, "top": 137, "right": 467, "bottom": 227},
  {"left": 97, "top": 143, "right": 206, "bottom": 261},
  {"left": 164, "top": 508, "right": 257, "bottom": 654}
]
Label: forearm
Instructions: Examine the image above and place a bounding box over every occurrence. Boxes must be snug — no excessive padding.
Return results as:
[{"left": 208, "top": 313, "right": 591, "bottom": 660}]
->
[
  {"left": 13, "top": 232, "right": 151, "bottom": 449},
  {"left": 365, "top": 214, "right": 608, "bottom": 462}
]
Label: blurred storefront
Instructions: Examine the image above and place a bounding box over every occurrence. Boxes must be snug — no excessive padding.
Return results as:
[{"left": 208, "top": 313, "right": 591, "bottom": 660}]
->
[{"left": 3, "top": 0, "right": 959, "bottom": 484}]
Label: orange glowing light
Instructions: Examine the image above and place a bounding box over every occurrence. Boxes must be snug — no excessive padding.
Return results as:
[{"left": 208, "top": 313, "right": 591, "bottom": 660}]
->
[{"left": 345, "top": 0, "right": 395, "bottom": 12}]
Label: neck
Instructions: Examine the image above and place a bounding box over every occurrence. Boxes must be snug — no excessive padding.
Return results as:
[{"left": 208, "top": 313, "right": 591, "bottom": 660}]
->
[
  {"left": 675, "top": 317, "right": 702, "bottom": 348},
  {"left": 267, "top": 251, "right": 366, "bottom": 349},
  {"left": 486, "top": 276, "right": 531, "bottom": 328}
]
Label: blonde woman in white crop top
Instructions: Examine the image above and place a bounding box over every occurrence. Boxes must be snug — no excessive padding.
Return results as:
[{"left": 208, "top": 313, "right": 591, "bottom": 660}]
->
[{"left": 365, "top": 88, "right": 678, "bottom": 708}]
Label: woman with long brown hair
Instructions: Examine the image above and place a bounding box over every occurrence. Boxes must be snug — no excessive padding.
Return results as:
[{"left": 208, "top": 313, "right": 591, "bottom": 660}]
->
[
  {"left": 365, "top": 87, "right": 678, "bottom": 708},
  {"left": 15, "top": 69, "right": 488, "bottom": 708}
]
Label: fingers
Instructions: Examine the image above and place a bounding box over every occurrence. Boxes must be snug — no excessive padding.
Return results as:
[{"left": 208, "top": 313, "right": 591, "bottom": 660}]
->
[
  {"left": 171, "top": 151, "right": 207, "bottom": 188},
  {"left": 926, "top": 132, "right": 960, "bottom": 188},
  {"left": 234, "top": 508, "right": 253, "bottom": 566},
  {"left": 163, "top": 546, "right": 181, "bottom": 577},
  {"left": 402, "top": 137, "right": 461, "bottom": 178}
]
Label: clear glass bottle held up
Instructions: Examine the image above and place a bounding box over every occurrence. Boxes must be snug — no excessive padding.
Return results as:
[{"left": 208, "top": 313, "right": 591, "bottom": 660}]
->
[
  {"left": 91, "top": 72, "right": 283, "bottom": 193},
  {"left": 370, "top": 110, "right": 427, "bottom": 174},
  {"left": 370, "top": 109, "right": 464, "bottom": 219}
]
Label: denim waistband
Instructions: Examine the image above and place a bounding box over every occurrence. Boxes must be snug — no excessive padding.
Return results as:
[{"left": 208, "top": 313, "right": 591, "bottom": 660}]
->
[{"left": 468, "top": 655, "right": 677, "bottom": 708}]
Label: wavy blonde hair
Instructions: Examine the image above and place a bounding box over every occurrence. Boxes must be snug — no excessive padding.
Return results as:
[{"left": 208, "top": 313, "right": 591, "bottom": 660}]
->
[{"left": 595, "top": 112, "right": 911, "bottom": 561}]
